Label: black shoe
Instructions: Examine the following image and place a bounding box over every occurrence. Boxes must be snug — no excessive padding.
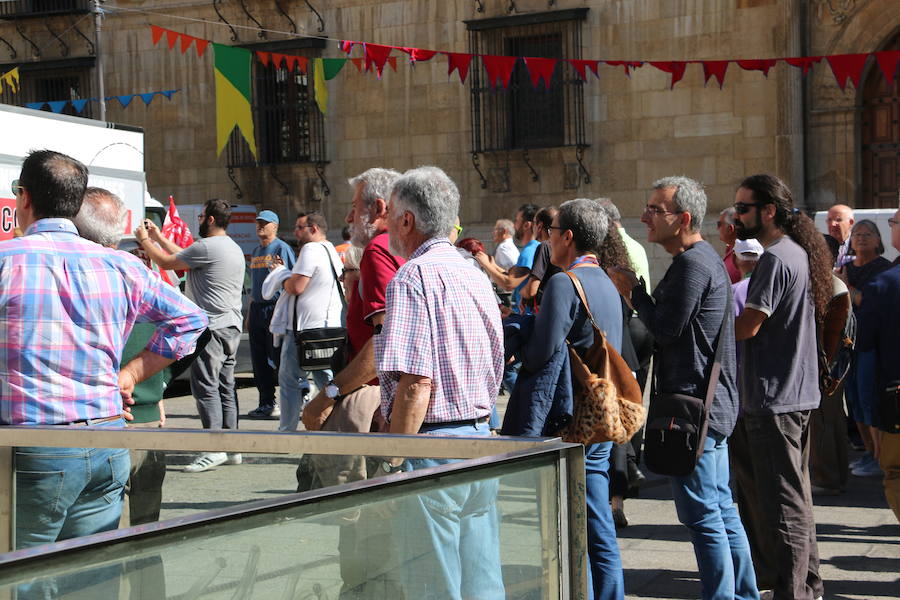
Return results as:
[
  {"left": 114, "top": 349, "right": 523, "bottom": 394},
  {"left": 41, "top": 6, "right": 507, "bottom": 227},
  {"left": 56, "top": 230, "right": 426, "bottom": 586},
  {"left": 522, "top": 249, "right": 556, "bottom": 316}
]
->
[
  {"left": 612, "top": 508, "right": 628, "bottom": 528},
  {"left": 247, "top": 405, "right": 275, "bottom": 419},
  {"left": 627, "top": 462, "right": 647, "bottom": 487}
]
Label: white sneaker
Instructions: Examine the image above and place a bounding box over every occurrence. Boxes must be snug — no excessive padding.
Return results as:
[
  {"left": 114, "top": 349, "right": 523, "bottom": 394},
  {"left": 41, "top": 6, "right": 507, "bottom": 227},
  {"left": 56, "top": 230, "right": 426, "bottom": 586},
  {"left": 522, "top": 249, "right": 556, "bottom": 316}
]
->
[
  {"left": 226, "top": 453, "right": 242, "bottom": 465},
  {"left": 271, "top": 404, "right": 281, "bottom": 418},
  {"left": 183, "top": 452, "right": 227, "bottom": 473}
]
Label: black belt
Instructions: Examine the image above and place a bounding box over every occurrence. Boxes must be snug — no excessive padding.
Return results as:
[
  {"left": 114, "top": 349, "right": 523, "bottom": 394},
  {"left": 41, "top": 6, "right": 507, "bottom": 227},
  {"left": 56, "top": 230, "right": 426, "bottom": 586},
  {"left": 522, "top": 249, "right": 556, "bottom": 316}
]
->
[{"left": 420, "top": 416, "right": 489, "bottom": 429}]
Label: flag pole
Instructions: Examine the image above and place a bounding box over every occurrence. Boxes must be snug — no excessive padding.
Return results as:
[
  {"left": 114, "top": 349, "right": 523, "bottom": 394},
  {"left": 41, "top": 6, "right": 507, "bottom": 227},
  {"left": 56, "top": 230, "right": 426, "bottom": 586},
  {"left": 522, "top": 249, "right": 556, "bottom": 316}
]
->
[{"left": 93, "top": 0, "right": 106, "bottom": 122}]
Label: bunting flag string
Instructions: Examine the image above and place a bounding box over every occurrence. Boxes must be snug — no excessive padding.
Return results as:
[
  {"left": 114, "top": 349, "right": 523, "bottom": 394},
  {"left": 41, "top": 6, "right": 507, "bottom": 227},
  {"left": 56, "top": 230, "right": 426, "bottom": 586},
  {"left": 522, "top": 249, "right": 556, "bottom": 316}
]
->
[
  {"left": 0, "top": 68, "right": 20, "bottom": 94},
  {"left": 24, "top": 89, "right": 179, "bottom": 114}
]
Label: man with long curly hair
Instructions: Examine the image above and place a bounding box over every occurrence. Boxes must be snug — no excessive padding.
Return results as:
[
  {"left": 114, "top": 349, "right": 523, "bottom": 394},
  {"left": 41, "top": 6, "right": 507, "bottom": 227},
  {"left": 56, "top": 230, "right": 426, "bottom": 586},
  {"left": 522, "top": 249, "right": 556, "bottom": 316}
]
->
[{"left": 733, "top": 174, "right": 832, "bottom": 600}]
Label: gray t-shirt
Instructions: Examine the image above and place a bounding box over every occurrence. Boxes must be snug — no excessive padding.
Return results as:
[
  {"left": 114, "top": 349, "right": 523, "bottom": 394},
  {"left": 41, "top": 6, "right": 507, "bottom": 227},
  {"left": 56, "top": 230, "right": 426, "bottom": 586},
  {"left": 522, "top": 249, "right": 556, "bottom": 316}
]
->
[
  {"left": 740, "top": 235, "right": 820, "bottom": 415},
  {"left": 177, "top": 235, "right": 245, "bottom": 331}
]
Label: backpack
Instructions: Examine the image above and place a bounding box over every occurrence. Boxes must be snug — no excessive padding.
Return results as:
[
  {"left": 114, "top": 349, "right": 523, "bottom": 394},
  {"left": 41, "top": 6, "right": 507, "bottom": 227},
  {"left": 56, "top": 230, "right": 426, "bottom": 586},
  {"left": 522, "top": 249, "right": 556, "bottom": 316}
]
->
[{"left": 819, "top": 299, "right": 857, "bottom": 396}]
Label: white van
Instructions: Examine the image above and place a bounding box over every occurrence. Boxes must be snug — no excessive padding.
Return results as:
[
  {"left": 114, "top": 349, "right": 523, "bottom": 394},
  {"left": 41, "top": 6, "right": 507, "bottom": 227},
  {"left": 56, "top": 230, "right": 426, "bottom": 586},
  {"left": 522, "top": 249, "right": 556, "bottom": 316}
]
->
[{"left": 814, "top": 208, "right": 899, "bottom": 263}]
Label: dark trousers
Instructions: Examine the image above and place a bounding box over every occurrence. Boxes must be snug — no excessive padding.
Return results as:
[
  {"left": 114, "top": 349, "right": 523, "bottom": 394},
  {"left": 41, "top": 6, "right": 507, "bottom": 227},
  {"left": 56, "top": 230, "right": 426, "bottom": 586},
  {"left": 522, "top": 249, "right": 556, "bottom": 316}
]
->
[
  {"left": 740, "top": 411, "right": 823, "bottom": 600},
  {"left": 809, "top": 383, "right": 849, "bottom": 491},
  {"left": 248, "top": 301, "right": 279, "bottom": 407}
]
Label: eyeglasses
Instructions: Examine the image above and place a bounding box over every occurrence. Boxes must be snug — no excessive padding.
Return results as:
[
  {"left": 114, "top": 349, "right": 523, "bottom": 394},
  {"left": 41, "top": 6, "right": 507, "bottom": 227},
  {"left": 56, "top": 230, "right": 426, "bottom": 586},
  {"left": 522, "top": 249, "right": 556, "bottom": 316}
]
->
[
  {"left": 733, "top": 202, "right": 761, "bottom": 215},
  {"left": 889, "top": 218, "right": 899, "bottom": 227},
  {"left": 454, "top": 224, "right": 463, "bottom": 235},
  {"left": 10, "top": 180, "right": 23, "bottom": 196},
  {"left": 295, "top": 223, "right": 313, "bottom": 230},
  {"left": 546, "top": 224, "right": 564, "bottom": 234},
  {"left": 643, "top": 205, "right": 682, "bottom": 217}
]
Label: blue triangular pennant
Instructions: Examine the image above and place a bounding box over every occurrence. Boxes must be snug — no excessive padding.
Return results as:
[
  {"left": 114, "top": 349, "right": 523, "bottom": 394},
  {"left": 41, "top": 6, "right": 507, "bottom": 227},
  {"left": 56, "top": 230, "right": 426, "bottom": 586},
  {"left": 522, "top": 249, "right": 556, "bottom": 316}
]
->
[
  {"left": 25, "top": 102, "right": 45, "bottom": 110},
  {"left": 116, "top": 95, "right": 134, "bottom": 108},
  {"left": 139, "top": 92, "right": 156, "bottom": 105},
  {"left": 71, "top": 99, "right": 89, "bottom": 113},
  {"left": 161, "top": 89, "right": 177, "bottom": 99},
  {"left": 47, "top": 100, "right": 67, "bottom": 113}
]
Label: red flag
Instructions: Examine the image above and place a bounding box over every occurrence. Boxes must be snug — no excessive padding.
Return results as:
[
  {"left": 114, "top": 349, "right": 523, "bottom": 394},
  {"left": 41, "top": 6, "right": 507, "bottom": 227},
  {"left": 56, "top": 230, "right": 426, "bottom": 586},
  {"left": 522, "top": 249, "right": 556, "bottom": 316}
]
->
[
  {"left": 875, "top": 50, "right": 900, "bottom": 86},
  {"left": 350, "top": 57, "right": 364, "bottom": 72},
  {"left": 784, "top": 56, "right": 821, "bottom": 76},
  {"left": 284, "top": 55, "right": 298, "bottom": 72},
  {"left": 605, "top": 61, "right": 643, "bottom": 76},
  {"left": 524, "top": 57, "right": 557, "bottom": 89},
  {"left": 387, "top": 56, "right": 397, "bottom": 72},
  {"left": 568, "top": 59, "right": 600, "bottom": 80},
  {"left": 340, "top": 40, "right": 355, "bottom": 54},
  {"left": 256, "top": 51, "right": 271, "bottom": 67},
  {"left": 179, "top": 34, "right": 194, "bottom": 54},
  {"left": 402, "top": 47, "right": 437, "bottom": 63},
  {"left": 271, "top": 53, "right": 286, "bottom": 69},
  {"left": 446, "top": 52, "right": 474, "bottom": 83},
  {"left": 297, "top": 56, "right": 309, "bottom": 74},
  {"left": 702, "top": 60, "right": 729, "bottom": 88},
  {"left": 165, "top": 29, "right": 179, "bottom": 50},
  {"left": 364, "top": 43, "right": 393, "bottom": 78},
  {"left": 150, "top": 25, "right": 165, "bottom": 46},
  {"left": 826, "top": 53, "right": 869, "bottom": 91},
  {"left": 482, "top": 55, "right": 518, "bottom": 89},
  {"left": 736, "top": 59, "right": 777, "bottom": 77},
  {"left": 194, "top": 38, "right": 209, "bottom": 58},
  {"left": 162, "top": 196, "right": 194, "bottom": 249},
  {"left": 650, "top": 61, "right": 687, "bottom": 89}
]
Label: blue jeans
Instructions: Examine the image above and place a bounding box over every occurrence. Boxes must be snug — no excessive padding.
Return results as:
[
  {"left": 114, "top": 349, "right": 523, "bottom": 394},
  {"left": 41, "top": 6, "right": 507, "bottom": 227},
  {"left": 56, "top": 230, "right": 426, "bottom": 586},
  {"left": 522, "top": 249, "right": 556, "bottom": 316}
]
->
[
  {"left": 585, "top": 442, "right": 624, "bottom": 600},
  {"left": 395, "top": 421, "right": 505, "bottom": 600},
  {"left": 670, "top": 433, "right": 758, "bottom": 600},
  {"left": 15, "top": 419, "right": 130, "bottom": 549},
  {"left": 278, "top": 333, "right": 331, "bottom": 431}
]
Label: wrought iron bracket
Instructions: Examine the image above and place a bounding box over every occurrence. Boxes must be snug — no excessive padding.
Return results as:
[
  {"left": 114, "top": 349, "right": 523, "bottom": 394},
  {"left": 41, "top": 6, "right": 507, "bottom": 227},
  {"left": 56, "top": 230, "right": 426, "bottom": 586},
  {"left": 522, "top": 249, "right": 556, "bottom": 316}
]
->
[
  {"left": 472, "top": 152, "right": 488, "bottom": 189},
  {"left": 314, "top": 162, "right": 330, "bottom": 196},
  {"left": 507, "top": 0, "right": 517, "bottom": 14},
  {"left": 227, "top": 167, "right": 244, "bottom": 199},
  {"left": 274, "top": 0, "right": 297, "bottom": 34},
  {"left": 238, "top": 0, "right": 266, "bottom": 38},
  {"left": 522, "top": 149, "right": 539, "bottom": 182},
  {"left": 70, "top": 16, "right": 95, "bottom": 55},
  {"left": 14, "top": 20, "right": 40, "bottom": 58},
  {"left": 304, "top": 0, "right": 325, "bottom": 32},
  {"left": 45, "top": 20, "right": 70, "bottom": 57},
  {"left": 575, "top": 145, "right": 591, "bottom": 185},
  {"left": 0, "top": 35, "right": 16, "bottom": 60},
  {"left": 270, "top": 164, "right": 290, "bottom": 196},
  {"left": 213, "top": 0, "right": 239, "bottom": 42},
  {"left": 474, "top": 0, "right": 484, "bottom": 12}
]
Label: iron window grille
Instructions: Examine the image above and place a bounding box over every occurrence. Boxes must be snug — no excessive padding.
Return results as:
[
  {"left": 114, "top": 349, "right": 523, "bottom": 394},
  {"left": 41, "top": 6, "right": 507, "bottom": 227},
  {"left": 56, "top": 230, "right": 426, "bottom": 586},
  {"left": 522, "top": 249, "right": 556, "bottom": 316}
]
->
[
  {"left": 467, "top": 8, "right": 588, "bottom": 153},
  {"left": 226, "top": 51, "right": 326, "bottom": 168},
  {"left": 0, "top": 60, "right": 94, "bottom": 118},
  {"left": 0, "top": 0, "right": 90, "bottom": 19}
]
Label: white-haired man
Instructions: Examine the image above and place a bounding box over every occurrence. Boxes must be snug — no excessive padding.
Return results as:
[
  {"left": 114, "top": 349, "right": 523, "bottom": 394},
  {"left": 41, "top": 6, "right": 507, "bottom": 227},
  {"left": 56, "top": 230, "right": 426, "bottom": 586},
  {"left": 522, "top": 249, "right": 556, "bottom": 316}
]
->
[
  {"left": 492, "top": 218, "right": 519, "bottom": 270},
  {"left": 377, "top": 166, "right": 504, "bottom": 599}
]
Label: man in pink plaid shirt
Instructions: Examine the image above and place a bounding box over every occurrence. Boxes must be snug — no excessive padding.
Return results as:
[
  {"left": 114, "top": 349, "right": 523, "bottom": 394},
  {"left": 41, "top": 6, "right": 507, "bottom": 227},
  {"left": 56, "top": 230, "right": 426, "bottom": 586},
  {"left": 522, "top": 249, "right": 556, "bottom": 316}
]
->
[{"left": 375, "top": 166, "right": 505, "bottom": 599}]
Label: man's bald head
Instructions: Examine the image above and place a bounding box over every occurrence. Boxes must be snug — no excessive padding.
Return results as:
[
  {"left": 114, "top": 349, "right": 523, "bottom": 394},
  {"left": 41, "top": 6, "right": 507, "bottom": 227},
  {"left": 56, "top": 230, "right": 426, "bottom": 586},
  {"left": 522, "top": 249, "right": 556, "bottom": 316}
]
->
[
  {"left": 73, "top": 187, "right": 128, "bottom": 248},
  {"left": 826, "top": 204, "right": 854, "bottom": 243}
]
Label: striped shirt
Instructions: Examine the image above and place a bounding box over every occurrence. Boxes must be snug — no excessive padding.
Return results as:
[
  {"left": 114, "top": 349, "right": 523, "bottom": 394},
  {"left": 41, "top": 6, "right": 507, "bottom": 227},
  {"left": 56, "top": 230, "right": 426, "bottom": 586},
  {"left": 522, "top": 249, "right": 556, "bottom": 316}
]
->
[
  {"left": 0, "top": 219, "right": 208, "bottom": 425},
  {"left": 376, "top": 238, "right": 503, "bottom": 423}
]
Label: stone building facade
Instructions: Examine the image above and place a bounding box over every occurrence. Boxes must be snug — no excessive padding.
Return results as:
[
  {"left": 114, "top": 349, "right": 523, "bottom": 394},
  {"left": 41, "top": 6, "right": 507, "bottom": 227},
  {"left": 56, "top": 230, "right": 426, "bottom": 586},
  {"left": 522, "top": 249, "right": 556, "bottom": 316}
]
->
[{"left": 0, "top": 0, "right": 897, "bottom": 279}]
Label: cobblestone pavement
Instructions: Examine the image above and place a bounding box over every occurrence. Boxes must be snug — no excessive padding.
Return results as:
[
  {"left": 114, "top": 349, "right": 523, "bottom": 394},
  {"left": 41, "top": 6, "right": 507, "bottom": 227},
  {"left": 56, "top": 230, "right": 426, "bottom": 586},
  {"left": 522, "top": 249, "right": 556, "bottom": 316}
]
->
[{"left": 153, "top": 375, "right": 898, "bottom": 599}]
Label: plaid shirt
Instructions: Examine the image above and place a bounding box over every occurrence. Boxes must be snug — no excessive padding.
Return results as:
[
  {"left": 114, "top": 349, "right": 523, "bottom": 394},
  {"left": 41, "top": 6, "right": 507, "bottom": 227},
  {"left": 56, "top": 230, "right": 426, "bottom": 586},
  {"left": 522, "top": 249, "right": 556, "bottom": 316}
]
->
[
  {"left": 376, "top": 238, "right": 503, "bottom": 423},
  {"left": 0, "top": 219, "right": 208, "bottom": 425}
]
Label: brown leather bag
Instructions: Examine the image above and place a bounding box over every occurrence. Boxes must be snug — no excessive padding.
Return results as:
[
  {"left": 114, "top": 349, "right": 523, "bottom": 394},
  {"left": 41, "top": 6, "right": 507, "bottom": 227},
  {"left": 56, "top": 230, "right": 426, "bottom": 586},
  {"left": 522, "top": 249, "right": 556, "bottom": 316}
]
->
[{"left": 561, "top": 270, "right": 645, "bottom": 446}]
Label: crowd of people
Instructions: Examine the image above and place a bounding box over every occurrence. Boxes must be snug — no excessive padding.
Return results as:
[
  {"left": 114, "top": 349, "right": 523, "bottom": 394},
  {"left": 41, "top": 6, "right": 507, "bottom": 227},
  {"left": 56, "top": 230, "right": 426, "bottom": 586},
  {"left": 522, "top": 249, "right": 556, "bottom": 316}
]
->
[{"left": 1, "top": 148, "right": 898, "bottom": 600}]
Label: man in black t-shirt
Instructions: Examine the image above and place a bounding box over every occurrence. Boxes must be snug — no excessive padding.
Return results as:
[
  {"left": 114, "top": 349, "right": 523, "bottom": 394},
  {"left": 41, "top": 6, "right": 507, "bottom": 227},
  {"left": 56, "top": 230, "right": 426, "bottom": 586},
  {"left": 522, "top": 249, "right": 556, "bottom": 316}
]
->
[{"left": 521, "top": 206, "right": 559, "bottom": 310}]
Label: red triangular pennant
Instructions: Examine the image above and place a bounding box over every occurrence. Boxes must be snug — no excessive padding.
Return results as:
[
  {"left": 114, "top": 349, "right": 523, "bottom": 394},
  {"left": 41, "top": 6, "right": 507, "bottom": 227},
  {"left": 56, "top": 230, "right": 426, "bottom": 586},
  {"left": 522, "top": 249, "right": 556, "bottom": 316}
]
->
[
  {"left": 150, "top": 25, "right": 165, "bottom": 46},
  {"left": 165, "top": 30, "right": 179, "bottom": 50},
  {"left": 402, "top": 47, "right": 437, "bottom": 63},
  {"left": 826, "top": 53, "right": 869, "bottom": 91},
  {"left": 256, "top": 51, "right": 270, "bottom": 67},
  {"left": 194, "top": 38, "right": 209, "bottom": 58},
  {"left": 179, "top": 34, "right": 194, "bottom": 55},
  {"left": 605, "top": 61, "right": 643, "bottom": 76},
  {"left": 271, "top": 53, "right": 285, "bottom": 69},
  {"left": 650, "top": 61, "right": 687, "bottom": 89},
  {"left": 784, "top": 56, "right": 822, "bottom": 76},
  {"left": 567, "top": 59, "right": 599, "bottom": 80},
  {"left": 736, "top": 59, "right": 778, "bottom": 77},
  {"left": 482, "top": 55, "right": 518, "bottom": 89},
  {"left": 875, "top": 50, "right": 900, "bottom": 86},
  {"left": 340, "top": 40, "right": 355, "bottom": 54},
  {"left": 524, "top": 57, "right": 557, "bottom": 90},
  {"left": 446, "top": 52, "right": 473, "bottom": 83},
  {"left": 701, "top": 60, "right": 729, "bottom": 88},
  {"left": 298, "top": 56, "right": 309, "bottom": 74},
  {"left": 387, "top": 56, "right": 397, "bottom": 72},
  {"left": 284, "top": 55, "right": 298, "bottom": 72},
  {"left": 350, "top": 57, "right": 364, "bottom": 72},
  {"left": 364, "top": 43, "right": 393, "bottom": 77}
]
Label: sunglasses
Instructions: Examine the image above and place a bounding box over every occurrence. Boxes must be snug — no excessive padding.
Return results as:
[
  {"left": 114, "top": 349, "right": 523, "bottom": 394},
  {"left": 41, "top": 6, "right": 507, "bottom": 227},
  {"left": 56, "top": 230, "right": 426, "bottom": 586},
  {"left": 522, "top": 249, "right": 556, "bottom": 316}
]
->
[
  {"left": 454, "top": 224, "right": 463, "bottom": 235},
  {"left": 10, "top": 180, "right": 23, "bottom": 196},
  {"left": 733, "top": 202, "right": 761, "bottom": 215}
]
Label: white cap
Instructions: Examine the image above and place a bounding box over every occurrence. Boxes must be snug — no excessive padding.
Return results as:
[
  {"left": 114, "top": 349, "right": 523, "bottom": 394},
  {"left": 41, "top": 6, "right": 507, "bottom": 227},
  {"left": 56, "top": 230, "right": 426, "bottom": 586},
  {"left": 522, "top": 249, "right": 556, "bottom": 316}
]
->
[{"left": 734, "top": 238, "right": 764, "bottom": 258}]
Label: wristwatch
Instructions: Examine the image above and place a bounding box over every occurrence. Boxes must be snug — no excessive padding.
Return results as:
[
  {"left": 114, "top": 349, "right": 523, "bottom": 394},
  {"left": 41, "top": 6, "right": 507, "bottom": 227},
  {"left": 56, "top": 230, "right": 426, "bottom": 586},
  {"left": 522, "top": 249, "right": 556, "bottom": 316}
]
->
[
  {"left": 380, "top": 460, "right": 404, "bottom": 474},
  {"left": 324, "top": 380, "right": 341, "bottom": 399}
]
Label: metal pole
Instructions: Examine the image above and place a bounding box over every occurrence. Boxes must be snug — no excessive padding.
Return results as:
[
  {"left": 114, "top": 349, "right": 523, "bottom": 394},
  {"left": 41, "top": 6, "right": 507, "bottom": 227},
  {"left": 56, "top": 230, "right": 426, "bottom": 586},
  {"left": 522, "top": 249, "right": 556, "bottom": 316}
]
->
[{"left": 93, "top": 0, "right": 106, "bottom": 122}]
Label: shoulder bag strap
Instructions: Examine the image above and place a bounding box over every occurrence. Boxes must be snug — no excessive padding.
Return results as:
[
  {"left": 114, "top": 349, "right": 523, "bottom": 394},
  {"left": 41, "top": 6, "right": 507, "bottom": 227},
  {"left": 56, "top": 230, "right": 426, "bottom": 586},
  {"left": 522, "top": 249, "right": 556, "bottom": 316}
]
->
[
  {"left": 321, "top": 242, "right": 347, "bottom": 309},
  {"left": 565, "top": 270, "right": 603, "bottom": 336}
]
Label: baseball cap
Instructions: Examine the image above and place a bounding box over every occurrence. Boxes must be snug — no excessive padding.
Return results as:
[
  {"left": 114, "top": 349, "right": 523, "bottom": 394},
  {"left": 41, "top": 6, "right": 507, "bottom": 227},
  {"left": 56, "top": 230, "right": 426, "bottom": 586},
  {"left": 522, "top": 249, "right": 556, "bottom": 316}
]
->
[
  {"left": 734, "top": 238, "right": 764, "bottom": 258},
  {"left": 256, "top": 210, "right": 279, "bottom": 224}
]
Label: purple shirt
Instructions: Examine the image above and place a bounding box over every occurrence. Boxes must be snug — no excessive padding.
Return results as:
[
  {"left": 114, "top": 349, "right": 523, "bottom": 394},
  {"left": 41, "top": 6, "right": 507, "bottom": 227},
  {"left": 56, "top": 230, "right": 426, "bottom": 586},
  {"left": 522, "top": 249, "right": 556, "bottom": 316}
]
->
[
  {"left": 376, "top": 238, "right": 503, "bottom": 424},
  {"left": 0, "top": 219, "right": 208, "bottom": 425}
]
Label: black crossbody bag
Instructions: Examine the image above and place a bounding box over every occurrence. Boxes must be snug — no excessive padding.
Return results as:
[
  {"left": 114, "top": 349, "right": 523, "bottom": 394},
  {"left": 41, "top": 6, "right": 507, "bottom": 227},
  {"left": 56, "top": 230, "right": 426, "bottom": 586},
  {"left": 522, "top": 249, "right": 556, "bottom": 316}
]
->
[
  {"left": 294, "top": 243, "right": 347, "bottom": 371},
  {"left": 643, "top": 297, "right": 730, "bottom": 477}
]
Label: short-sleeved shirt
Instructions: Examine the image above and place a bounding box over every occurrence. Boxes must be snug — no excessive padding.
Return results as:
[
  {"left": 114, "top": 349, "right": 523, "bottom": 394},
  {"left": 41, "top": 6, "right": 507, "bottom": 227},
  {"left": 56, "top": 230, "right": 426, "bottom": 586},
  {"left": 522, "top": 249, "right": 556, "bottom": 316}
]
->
[
  {"left": 376, "top": 238, "right": 503, "bottom": 423},
  {"left": 494, "top": 237, "right": 519, "bottom": 271},
  {"left": 177, "top": 235, "right": 245, "bottom": 331},
  {"left": 290, "top": 241, "right": 343, "bottom": 331},
  {"left": 249, "top": 238, "right": 295, "bottom": 303},
  {"left": 529, "top": 241, "right": 561, "bottom": 306},
  {"left": 511, "top": 239, "right": 540, "bottom": 314},
  {"left": 619, "top": 227, "right": 651, "bottom": 290},
  {"left": 740, "top": 235, "right": 820, "bottom": 415},
  {"left": 346, "top": 232, "right": 405, "bottom": 360},
  {"left": 723, "top": 246, "right": 742, "bottom": 284}
]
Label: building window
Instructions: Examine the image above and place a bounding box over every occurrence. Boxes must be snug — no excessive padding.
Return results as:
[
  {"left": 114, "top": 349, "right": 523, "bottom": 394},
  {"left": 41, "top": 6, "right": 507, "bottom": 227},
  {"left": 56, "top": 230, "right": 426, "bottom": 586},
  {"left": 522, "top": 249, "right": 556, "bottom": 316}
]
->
[
  {"left": 0, "top": 0, "right": 91, "bottom": 18},
  {"left": 227, "top": 41, "right": 327, "bottom": 168},
  {"left": 0, "top": 60, "right": 94, "bottom": 118},
  {"left": 466, "top": 8, "right": 588, "bottom": 153}
]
